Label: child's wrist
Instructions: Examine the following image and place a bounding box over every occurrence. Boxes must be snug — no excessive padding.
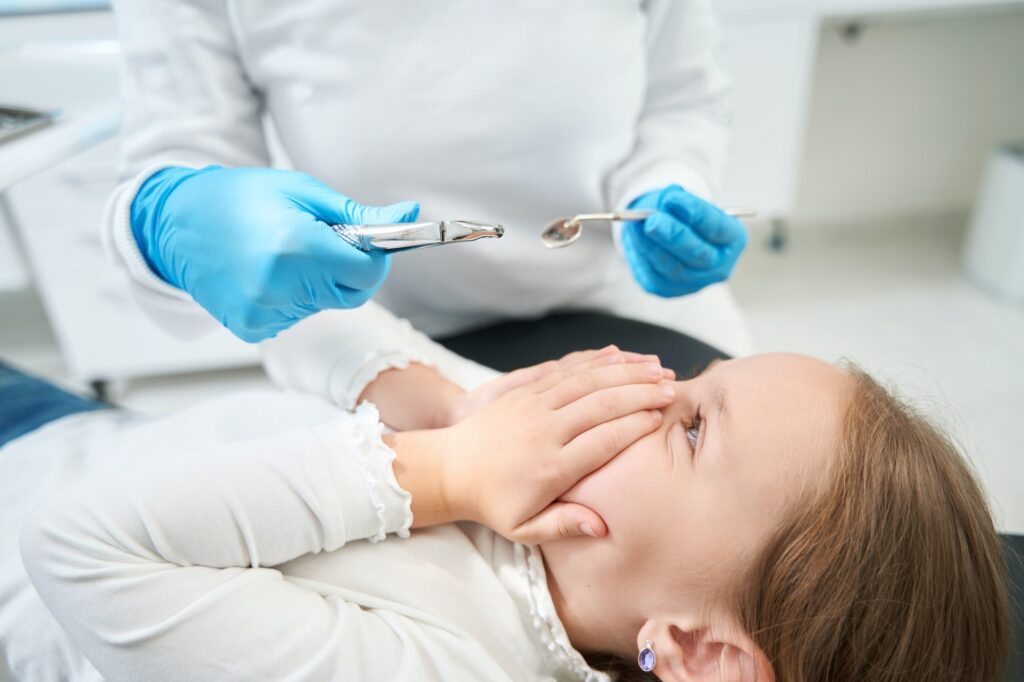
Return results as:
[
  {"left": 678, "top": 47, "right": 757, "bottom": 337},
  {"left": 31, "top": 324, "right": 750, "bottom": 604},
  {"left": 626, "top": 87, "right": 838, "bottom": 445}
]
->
[
  {"left": 431, "top": 383, "right": 468, "bottom": 429},
  {"left": 389, "top": 428, "right": 468, "bottom": 529},
  {"left": 435, "top": 426, "right": 479, "bottom": 524},
  {"left": 359, "top": 364, "right": 465, "bottom": 431}
]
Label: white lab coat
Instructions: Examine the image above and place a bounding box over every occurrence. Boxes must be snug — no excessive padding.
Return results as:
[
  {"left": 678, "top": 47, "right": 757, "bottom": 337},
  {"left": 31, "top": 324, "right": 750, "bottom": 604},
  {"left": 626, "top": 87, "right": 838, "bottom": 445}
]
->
[{"left": 104, "top": 0, "right": 750, "bottom": 355}]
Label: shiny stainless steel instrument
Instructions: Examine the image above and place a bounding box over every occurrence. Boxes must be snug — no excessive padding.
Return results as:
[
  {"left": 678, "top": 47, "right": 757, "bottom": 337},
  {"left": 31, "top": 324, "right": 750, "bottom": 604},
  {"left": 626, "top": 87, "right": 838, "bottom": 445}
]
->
[
  {"left": 331, "top": 220, "right": 504, "bottom": 253},
  {"left": 540, "top": 208, "right": 757, "bottom": 249}
]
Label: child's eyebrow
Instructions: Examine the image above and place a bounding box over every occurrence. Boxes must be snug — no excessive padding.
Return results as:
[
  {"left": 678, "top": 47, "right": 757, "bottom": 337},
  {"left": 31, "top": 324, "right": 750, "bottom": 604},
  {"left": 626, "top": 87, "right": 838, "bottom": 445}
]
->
[
  {"left": 688, "top": 358, "right": 723, "bottom": 380},
  {"left": 712, "top": 380, "right": 728, "bottom": 424}
]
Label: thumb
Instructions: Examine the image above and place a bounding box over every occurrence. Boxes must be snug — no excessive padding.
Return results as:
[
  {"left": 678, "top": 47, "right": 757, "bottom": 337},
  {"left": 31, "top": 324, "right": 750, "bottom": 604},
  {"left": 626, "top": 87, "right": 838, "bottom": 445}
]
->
[
  {"left": 285, "top": 173, "right": 420, "bottom": 226},
  {"left": 347, "top": 199, "right": 420, "bottom": 226},
  {"left": 513, "top": 502, "right": 607, "bottom": 545}
]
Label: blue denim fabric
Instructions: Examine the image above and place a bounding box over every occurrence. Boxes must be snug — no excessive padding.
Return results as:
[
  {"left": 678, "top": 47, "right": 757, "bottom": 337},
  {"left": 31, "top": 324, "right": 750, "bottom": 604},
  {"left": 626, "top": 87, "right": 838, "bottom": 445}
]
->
[{"left": 0, "top": 362, "right": 110, "bottom": 448}]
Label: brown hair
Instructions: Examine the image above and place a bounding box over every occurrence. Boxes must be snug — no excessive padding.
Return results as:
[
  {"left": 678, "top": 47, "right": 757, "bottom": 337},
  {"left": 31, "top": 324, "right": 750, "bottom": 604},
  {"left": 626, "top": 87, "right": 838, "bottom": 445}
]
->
[{"left": 590, "top": 366, "right": 1008, "bottom": 681}]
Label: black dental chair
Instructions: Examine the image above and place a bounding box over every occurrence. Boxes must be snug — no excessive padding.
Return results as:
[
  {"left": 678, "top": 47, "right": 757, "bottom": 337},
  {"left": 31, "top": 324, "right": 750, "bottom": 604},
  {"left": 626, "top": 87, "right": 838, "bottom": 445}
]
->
[
  {"left": 439, "top": 311, "right": 1024, "bottom": 681},
  {"left": 1005, "top": 534, "right": 1024, "bottom": 681}
]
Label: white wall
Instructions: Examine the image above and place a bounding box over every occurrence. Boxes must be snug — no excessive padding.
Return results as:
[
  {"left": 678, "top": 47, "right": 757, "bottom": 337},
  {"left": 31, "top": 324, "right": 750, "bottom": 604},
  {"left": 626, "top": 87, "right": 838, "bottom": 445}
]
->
[
  {"left": 793, "top": 8, "right": 1024, "bottom": 225},
  {"left": 0, "top": 8, "right": 113, "bottom": 45}
]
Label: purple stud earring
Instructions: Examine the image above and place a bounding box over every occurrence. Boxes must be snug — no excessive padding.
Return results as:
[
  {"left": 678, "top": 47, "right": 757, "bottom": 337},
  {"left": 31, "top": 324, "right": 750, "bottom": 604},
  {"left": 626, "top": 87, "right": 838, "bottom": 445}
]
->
[{"left": 638, "top": 639, "right": 656, "bottom": 672}]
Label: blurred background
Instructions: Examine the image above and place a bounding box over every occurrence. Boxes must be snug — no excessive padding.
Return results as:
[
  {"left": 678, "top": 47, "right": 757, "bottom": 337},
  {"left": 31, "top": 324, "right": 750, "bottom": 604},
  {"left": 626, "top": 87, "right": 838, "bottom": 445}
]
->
[{"left": 0, "top": 0, "right": 1022, "bottom": 533}]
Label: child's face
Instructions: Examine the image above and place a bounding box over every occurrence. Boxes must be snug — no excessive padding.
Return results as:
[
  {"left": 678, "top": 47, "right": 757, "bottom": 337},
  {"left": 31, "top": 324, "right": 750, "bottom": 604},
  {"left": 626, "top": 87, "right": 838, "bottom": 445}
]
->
[{"left": 541, "top": 353, "right": 852, "bottom": 646}]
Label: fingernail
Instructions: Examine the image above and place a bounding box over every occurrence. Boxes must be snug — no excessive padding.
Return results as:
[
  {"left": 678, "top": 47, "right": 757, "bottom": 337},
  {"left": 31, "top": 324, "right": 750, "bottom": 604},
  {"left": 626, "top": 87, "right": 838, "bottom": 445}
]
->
[
  {"left": 649, "top": 409, "right": 664, "bottom": 423},
  {"left": 660, "top": 383, "right": 676, "bottom": 399},
  {"left": 645, "top": 362, "right": 662, "bottom": 378},
  {"left": 579, "top": 523, "right": 596, "bottom": 537}
]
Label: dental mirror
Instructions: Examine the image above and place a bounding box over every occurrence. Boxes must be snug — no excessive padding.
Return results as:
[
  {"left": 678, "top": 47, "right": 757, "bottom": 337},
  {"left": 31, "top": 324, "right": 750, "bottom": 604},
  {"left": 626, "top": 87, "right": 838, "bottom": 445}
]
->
[{"left": 541, "top": 208, "right": 757, "bottom": 250}]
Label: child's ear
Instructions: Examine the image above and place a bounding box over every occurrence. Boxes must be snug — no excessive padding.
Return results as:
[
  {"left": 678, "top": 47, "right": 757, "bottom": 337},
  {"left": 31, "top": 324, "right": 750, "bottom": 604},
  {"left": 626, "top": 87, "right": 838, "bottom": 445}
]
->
[{"left": 638, "top": 616, "right": 774, "bottom": 682}]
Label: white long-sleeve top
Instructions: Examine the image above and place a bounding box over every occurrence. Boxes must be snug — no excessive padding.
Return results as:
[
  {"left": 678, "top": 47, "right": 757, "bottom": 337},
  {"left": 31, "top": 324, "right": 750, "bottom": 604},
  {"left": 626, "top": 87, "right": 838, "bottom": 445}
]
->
[
  {"left": 20, "top": 403, "right": 605, "bottom": 681},
  {"left": 7, "top": 307, "right": 609, "bottom": 681},
  {"left": 103, "top": 0, "right": 748, "bottom": 354}
]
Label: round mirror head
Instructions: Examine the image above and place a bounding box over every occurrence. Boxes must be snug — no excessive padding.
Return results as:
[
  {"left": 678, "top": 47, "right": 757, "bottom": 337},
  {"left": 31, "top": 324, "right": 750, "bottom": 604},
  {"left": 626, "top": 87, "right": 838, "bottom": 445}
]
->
[{"left": 540, "top": 218, "right": 581, "bottom": 249}]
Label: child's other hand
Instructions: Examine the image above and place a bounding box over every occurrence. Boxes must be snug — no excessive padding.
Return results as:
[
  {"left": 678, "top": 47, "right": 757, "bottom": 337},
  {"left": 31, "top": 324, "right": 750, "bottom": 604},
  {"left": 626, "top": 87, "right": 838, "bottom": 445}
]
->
[
  {"left": 441, "top": 361, "right": 675, "bottom": 545},
  {"left": 444, "top": 346, "right": 676, "bottom": 427}
]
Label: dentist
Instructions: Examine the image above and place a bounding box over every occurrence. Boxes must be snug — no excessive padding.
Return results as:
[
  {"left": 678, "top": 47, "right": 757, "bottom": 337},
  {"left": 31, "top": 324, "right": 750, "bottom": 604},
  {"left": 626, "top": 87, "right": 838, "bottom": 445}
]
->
[{"left": 107, "top": 1, "right": 749, "bottom": 354}]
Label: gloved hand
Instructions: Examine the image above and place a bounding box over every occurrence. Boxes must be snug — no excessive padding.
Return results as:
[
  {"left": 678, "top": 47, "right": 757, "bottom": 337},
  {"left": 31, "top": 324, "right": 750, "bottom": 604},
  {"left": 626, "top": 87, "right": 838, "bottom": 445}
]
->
[
  {"left": 131, "top": 166, "right": 419, "bottom": 342},
  {"left": 621, "top": 184, "right": 747, "bottom": 297}
]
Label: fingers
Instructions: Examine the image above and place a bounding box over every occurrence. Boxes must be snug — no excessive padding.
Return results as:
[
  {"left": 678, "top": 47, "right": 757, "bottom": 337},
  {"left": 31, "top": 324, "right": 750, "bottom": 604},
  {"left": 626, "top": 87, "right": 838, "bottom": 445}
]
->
[
  {"left": 508, "top": 349, "right": 672, "bottom": 400},
  {"left": 285, "top": 171, "right": 421, "bottom": 227},
  {"left": 284, "top": 173, "right": 354, "bottom": 225},
  {"left": 557, "top": 346, "right": 619, "bottom": 369},
  {"left": 559, "top": 346, "right": 670, "bottom": 373},
  {"left": 623, "top": 224, "right": 719, "bottom": 298},
  {"left": 542, "top": 361, "right": 667, "bottom": 408},
  {"left": 556, "top": 381, "right": 673, "bottom": 442},
  {"left": 318, "top": 280, "right": 383, "bottom": 309},
  {"left": 537, "top": 347, "right": 674, "bottom": 380},
  {"left": 482, "top": 361, "right": 563, "bottom": 399},
  {"left": 642, "top": 214, "right": 719, "bottom": 270},
  {"left": 502, "top": 349, "right": 618, "bottom": 395},
  {"left": 561, "top": 410, "right": 664, "bottom": 483},
  {"left": 285, "top": 175, "right": 410, "bottom": 294},
  {"left": 512, "top": 502, "right": 608, "bottom": 546},
  {"left": 301, "top": 220, "right": 392, "bottom": 293},
  {"left": 662, "top": 191, "right": 747, "bottom": 246},
  {"left": 622, "top": 223, "right": 687, "bottom": 296},
  {"left": 346, "top": 199, "right": 421, "bottom": 226},
  {"left": 216, "top": 303, "right": 295, "bottom": 344},
  {"left": 570, "top": 351, "right": 676, "bottom": 383}
]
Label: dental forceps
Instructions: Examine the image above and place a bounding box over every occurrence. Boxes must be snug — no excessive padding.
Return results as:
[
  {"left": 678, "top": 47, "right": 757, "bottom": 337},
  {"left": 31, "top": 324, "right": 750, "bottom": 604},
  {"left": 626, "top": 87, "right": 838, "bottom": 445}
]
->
[
  {"left": 332, "top": 220, "right": 504, "bottom": 253},
  {"left": 540, "top": 209, "right": 757, "bottom": 249}
]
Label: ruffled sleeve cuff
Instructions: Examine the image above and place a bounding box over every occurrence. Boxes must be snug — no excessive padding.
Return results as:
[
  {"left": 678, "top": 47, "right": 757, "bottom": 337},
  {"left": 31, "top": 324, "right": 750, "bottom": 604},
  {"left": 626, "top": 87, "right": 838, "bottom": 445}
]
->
[{"left": 311, "top": 403, "right": 413, "bottom": 543}]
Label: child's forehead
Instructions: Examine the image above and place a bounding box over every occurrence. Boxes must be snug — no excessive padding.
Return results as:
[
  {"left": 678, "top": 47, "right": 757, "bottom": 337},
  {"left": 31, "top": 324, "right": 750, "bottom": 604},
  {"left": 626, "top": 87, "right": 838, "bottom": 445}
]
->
[
  {"left": 716, "top": 355, "right": 850, "bottom": 457},
  {"left": 721, "top": 353, "right": 846, "bottom": 387}
]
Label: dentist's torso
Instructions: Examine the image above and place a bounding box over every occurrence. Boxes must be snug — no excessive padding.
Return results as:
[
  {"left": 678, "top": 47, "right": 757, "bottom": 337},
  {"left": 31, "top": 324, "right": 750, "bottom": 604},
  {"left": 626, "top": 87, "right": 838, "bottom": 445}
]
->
[{"left": 230, "top": 0, "right": 649, "bottom": 335}]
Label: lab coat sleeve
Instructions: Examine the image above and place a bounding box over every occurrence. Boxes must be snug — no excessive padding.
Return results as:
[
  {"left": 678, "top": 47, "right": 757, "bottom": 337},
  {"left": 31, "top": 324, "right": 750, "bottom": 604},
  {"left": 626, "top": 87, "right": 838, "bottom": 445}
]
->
[
  {"left": 261, "top": 304, "right": 500, "bottom": 412},
  {"left": 18, "top": 404, "right": 472, "bottom": 682},
  {"left": 103, "top": 0, "right": 272, "bottom": 338},
  {"left": 604, "top": 0, "right": 732, "bottom": 209}
]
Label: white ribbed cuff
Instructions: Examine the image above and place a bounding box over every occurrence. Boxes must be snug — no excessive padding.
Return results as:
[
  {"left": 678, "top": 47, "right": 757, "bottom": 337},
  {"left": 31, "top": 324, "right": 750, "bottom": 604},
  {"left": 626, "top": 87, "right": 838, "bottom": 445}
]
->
[{"left": 104, "top": 163, "right": 197, "bottom": 304}]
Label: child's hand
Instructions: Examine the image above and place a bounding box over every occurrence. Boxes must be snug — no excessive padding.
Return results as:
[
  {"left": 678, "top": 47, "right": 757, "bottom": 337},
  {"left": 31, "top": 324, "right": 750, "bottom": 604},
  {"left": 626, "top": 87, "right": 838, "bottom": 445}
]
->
[
  {"left": 445, "top": 346, "right": 676, "bottom": 426},
  {"left": 440, "top": 361, "right": 674, "bottom": 544}
]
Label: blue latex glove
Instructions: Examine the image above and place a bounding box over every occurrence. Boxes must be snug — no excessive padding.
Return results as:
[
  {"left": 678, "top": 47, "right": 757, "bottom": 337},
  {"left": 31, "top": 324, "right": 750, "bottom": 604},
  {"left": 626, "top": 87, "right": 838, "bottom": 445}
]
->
[
  {"left": 621, "top": 184, "right": 747, "bottom": 297},
  {"left": 131, "top": 166, "right": 419, "bottom": 342}
]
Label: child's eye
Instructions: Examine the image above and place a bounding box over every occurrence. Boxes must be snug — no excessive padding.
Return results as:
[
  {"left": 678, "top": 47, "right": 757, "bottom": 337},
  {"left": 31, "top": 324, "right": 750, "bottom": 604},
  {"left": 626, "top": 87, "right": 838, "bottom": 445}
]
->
[{"left": 685, "top": 414, "right": 702, "bottom": 451}]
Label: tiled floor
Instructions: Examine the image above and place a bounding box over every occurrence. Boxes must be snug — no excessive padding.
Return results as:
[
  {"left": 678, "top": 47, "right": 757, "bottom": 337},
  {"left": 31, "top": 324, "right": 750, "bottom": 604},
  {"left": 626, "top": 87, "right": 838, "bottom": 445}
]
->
[
  {"left": 2, "top": 212, "right": 1021, "bottom": 532},
  {"left": 732, "top": 213, "right": 1024, "bottom": 533}
]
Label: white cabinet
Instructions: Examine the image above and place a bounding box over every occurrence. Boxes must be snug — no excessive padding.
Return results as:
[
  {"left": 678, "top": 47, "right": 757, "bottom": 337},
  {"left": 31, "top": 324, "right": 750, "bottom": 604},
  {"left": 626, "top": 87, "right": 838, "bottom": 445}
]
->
[
  {"left": 0, "top": 208, "right": 29, "bottom": 291},
  {"left": 6, "top": 136, "right": 258, "bottom": 382},
  {"left": 1, "top": 12, "right": 257, "bottom": 383}
]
